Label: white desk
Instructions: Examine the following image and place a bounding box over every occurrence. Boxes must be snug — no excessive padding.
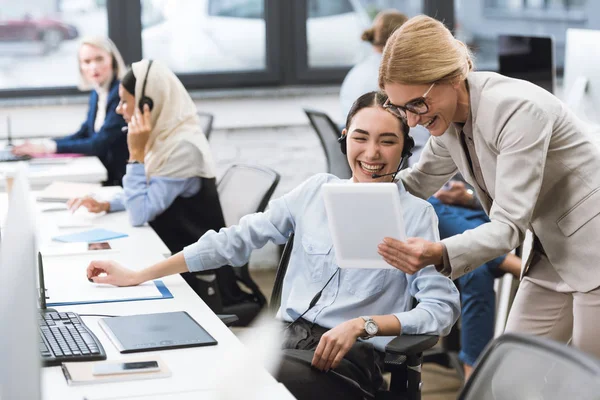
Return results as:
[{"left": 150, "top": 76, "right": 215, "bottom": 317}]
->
[
  {"left": 0, "top": 191, "right": 294, "bottom": 400},
  {"left": 0, "top": 156, "right": 107, "bottom": 191}
]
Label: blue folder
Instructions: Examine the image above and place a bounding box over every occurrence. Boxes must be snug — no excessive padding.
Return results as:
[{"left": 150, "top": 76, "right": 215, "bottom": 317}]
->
[
  {"left": 52, "top": 228, "right": 129, "bottom": 243},
  {"left": 46, "top": 280, "right": 173, "bottom": 307}
]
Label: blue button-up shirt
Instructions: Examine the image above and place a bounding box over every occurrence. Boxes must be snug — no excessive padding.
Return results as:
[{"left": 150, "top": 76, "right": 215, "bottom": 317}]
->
[
  {"left": 184, "top": 174, "right": 460, "bottom": 350},
  {"left": 109, "top": 163, "right": 201, "bottom": 227}
]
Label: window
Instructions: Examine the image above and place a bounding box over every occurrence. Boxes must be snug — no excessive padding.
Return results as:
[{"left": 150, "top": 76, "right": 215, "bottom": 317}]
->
[
  {"left": 0, "top": 0, "right": 108, "bottom": 90},
  {"left": 208, "top": 0, "right": 264, "bottom": 18},
  {"left": 141, "top": 0, "right": 267, "bottom": 74},
  {"left": 456, "top": 0, "right": 591, "bottom": 72},
  {"left": 305, "top": 0, "right": 422, "bottom": 68}
]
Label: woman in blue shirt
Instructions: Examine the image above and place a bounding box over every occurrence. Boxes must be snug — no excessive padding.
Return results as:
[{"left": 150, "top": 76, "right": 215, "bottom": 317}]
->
[
  {"left": 85, "top": 91, "right": 460, "bottom": 400},
  {"left": 68, "top": 59, "right": 223, "bottom": 253},
  {"left": 13, "top": 37, "right": 128, "bottom": 186}
]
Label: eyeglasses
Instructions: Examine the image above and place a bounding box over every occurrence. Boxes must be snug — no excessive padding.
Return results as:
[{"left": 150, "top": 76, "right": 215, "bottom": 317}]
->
[{"left": 384, "top": 83, "right": 436, "bottom": 119}]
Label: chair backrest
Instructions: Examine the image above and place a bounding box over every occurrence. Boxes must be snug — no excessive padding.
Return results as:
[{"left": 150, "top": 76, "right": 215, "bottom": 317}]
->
[
  {"left": 460, "top": 333, "right": 600, "bottom": 400},
  {"left": 303, "top": 109, "right": 352, "bottom": 179},
  {"left": 217, "top": 164, "right": 281, "bottom": 227},
  {"left": 269, "top": 233, "right": 295, "bottom": 314},
  {"left": 196, "top": 111, "right": 215, "bottom": 140}
]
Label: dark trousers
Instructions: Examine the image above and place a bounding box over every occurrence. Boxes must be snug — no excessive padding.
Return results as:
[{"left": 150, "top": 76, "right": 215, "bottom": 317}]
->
[
  {"left": 275, "top": 318, "right": 385, "bottom": 400},
  {"left": 428, "top": 196, "right": 506, "bottom": 366}
]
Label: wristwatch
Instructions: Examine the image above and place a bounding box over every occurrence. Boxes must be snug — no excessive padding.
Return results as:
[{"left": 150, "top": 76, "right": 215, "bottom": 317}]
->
[{"left": 360, "top": 316, "right": 379, "bottom": 339}]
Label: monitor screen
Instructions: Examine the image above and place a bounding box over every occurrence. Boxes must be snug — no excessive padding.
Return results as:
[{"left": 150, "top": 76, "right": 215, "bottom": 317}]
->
[{"left": 498, "top": 35, "right": 555, "bottom": 94}]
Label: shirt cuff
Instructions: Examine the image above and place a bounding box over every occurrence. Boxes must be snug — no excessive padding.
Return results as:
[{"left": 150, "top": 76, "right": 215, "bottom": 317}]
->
[
  {"left": 434, "top": 243, "right": 452, "bottom": 277},
  {"left": 126, "top": 162, "right": 146, "bottom": 175},
  {"left": 183, "top": 243, "right": 208, "bottom": 273},
  {"left": 393, "top": 311, "right": 417, "bottom": 335},
  {"left": 44, "top": 139, "right": 57, "bottom": 153}
]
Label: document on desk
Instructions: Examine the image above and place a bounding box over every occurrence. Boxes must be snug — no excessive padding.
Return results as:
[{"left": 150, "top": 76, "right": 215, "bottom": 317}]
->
[
  {"left": 37, "top": 181, "right": 101, "bottom": 202},
  {"left": 43, "top": 258, "right": 172, "bottom": 307}
]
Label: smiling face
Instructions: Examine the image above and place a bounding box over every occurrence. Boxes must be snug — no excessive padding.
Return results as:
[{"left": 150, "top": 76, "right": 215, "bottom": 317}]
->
[
  {"left": 384, "top": 81, "right": 460, "bottom": 136},
  {"left": 79, "top": 44, "right": 113, "bottom": 87},
  {"left": 344, "top": 106, "right": 405, "bottom": 183},
  {"left": 116, "top": 84, "right": 136, "bottom": 123}
]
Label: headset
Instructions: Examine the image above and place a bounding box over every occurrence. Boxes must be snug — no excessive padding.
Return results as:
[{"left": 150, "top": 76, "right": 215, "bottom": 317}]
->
[
  {"left": 338, "top": 126, "right": 415, "bottom": 180},
  {"left": 138, "top": 59, "right": 154, "bottom": 112}
]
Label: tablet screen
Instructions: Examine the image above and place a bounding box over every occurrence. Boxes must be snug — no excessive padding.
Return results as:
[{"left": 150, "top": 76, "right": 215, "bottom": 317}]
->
[{"left": 322, "top": 182, "right": 406, "bottom": 269}]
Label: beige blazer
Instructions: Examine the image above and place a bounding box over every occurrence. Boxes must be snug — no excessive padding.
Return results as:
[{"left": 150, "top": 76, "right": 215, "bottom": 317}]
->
[{"left": 400, "top": 71, "right": 600, "bottom": 292}]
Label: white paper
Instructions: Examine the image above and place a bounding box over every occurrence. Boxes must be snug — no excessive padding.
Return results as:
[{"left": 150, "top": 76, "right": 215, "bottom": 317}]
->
[
  {"left": 43, "top": 258, "right": 163, "bottom": 305},
  {"left": 40, "top": 242, "right": 117, "bottom": 257},
  {"left": 37, "top": 181, "right": 101, "bottom": 202}
]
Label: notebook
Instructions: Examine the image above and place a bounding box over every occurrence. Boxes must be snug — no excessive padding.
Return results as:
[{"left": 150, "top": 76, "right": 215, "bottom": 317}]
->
[
  {"left": 52, "top": 228, "right": 128, "bottom": 243},
  {"left": 99, "top": 311, "right": 218, "bottom": 353}
]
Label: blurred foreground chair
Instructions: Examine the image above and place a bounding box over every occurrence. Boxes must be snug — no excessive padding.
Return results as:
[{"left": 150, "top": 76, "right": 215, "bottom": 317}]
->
[{"left": 459, "top": 333, "right": 600, "bottom": 400}]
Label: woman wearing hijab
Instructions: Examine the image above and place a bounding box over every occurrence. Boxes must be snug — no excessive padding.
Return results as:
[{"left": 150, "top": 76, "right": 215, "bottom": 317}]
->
[
  {"left": 68, "top": 59, "right": 225, "bottom": 256},
  {"left": 13, "top": 36, "right": 128, "bottom": 186}
]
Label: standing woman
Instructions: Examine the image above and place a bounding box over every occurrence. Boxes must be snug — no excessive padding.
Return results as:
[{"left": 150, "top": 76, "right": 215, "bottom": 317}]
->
[
  {"left": 377, "top": 15, "right": 600, "bottom": 358},
  {"left": 13, "top": 37, "right": 129, "bottom": 186}
]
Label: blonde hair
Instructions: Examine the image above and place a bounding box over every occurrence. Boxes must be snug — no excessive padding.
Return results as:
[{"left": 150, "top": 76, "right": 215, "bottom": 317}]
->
[
  {"left": 77, "top": 36, "right": 127, "bottom": 90},
  {"left": 361, "top": 9, "right": 408, "bottom": 46},
  {"left": 379, "top": 15, "right": 473, "bottom": 88}
]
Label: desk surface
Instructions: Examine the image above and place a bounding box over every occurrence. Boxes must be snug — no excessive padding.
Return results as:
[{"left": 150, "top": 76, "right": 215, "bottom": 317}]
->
[
  {"left": 0, "top": 190, "right": 294, "bottom": 400},
  {"left": 0, "top": 156, "right": 107, "bottom": 191}
]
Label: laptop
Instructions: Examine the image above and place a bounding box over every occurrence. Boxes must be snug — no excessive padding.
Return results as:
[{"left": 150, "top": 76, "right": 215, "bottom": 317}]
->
[
  {"left": 37, "top": 252, "right": 107, "bottom": 366},
  {"left": 0, "top": 116, "right": 31, "bottom": 162}
]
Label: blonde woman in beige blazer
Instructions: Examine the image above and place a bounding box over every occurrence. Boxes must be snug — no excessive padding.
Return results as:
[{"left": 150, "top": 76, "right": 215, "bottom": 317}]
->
[{"left": 376, "top": 15, "right": 600, "bottom": 358}]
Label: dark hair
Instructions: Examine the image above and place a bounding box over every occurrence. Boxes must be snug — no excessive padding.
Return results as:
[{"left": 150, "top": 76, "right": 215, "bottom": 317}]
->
[
  {"left": 345, "top": 91, "right": 408, "bottom": 133},
  {"left": 341, "top": 91, "right": 413, "bottom": 157},
  {"left": 121, "top": 69, "right": 136, "bottom": 95}
]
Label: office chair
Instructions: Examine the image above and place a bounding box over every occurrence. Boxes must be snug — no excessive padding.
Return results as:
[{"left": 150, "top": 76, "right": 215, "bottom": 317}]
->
[
  {"left": 215, "top": 164, "right": 281, "bottom": 326},
  {"left": 303, "top": 109, "right": 352, "bottom": 179},
  {"left": 196, "top": 111, "right": 215, "bottom": 140},
  {"left": 459, "top": 333, "right": 600, "bottom": 400},
  {"left": 270, "top": 233, "right": 439, "bottom": 400}
]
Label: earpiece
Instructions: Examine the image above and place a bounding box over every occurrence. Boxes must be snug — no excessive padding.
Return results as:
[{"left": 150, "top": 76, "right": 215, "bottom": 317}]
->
[{"left": 138, "top": 60, "right": 154, "bottom": 112}]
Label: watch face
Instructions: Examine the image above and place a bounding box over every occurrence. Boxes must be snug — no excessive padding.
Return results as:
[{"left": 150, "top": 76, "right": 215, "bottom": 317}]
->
[{"left": 365, "top": 321, "right": 378, "bottom": 335}]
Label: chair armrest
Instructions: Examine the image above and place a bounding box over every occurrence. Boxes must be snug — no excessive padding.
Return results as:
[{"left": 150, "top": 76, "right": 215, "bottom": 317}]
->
[
  {"left": 217, "top": 314, "right": 239, "bottom": 327},
  {"left": 385, "top": 334, "right": 439, "bottom": 356}
]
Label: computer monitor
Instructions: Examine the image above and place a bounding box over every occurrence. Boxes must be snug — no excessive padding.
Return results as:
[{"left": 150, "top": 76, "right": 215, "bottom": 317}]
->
[
  {"left": 564, "top": 28, "right": 600, "bottom": 125},
  {"left": 0, "top": 166, "right": 40, "bottom": 400},
  {"left": 498, "top": 34, "right": 555, "bottom": 94}
]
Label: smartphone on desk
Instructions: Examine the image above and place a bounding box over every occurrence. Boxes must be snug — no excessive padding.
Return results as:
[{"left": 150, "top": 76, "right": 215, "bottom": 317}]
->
[{"left": 92, "top": 360, "right": 160, "bottom": 376}]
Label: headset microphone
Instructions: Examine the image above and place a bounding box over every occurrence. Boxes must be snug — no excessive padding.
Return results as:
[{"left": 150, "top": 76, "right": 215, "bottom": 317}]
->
[{"left": 371, "top": 151, "right": 412, "bottom": 180}]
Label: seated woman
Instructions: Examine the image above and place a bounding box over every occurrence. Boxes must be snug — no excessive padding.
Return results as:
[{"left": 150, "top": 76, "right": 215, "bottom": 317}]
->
[
  {"left": 68, "top": 59, "right": 225, "bottom": 297},
  {"left": 13, "top": 37, "right": 129, "bottom": 186},
  {"left": 85, "top": 91, "right": 460, "bottom": 400}
]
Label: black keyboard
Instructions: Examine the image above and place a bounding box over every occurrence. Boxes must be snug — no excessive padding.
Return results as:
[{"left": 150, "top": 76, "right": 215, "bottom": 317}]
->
[
  {"left": 39, "top": 310, "right": 106, "bottom": 367},
  {"left": 0, "top": 149, "right": 30, "bottom": 162}
]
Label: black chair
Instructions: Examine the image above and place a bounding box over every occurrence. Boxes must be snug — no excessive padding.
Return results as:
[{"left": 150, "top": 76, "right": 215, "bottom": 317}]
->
[
  {"left": 196, "top": 111, "right": 215, "bottom": 140},
  {"left": 459, "top": 333, "right": 600, "bottom": 400},
  {"left": 216, "top": 164, "right": 281, "bottom": 326},
  {"left": 270, "top": 233, "right": 439, "bottom": 400},
  {"left": 303, "top": 108, "right": 352, "bottom": 179}
]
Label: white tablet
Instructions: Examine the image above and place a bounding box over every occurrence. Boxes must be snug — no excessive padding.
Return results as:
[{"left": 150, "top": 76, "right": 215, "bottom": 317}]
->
[{"left": 322, "top": 182, "right": 406, "bottom": 269}]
